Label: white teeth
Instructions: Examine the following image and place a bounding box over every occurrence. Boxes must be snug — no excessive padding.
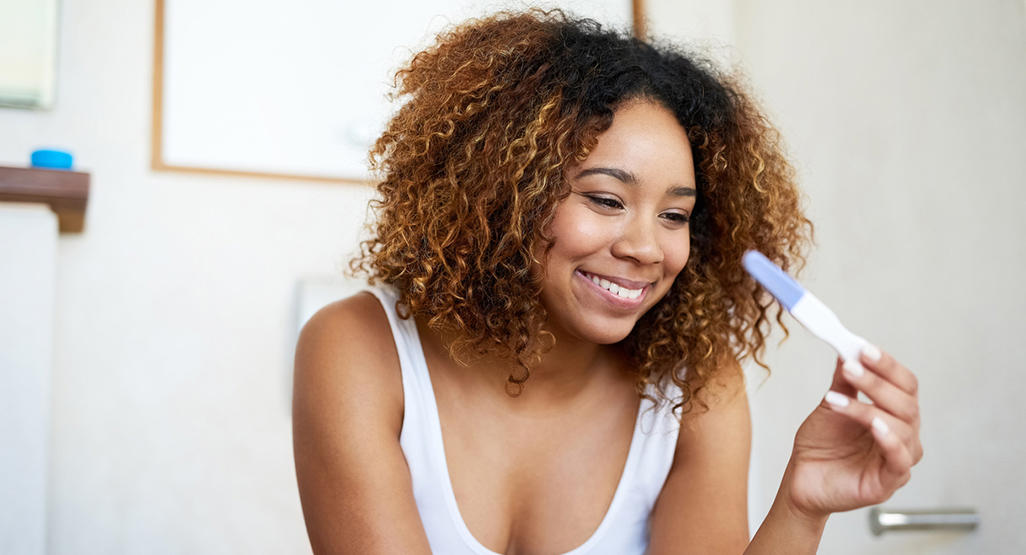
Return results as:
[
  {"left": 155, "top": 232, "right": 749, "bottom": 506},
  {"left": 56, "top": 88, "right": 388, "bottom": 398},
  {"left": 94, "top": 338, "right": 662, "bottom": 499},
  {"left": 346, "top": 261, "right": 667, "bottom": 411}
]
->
[
  {"left": 584, "top": 272, "right": 643, "bottom": 300},
  {"left": 618, "top": 288, "right": 641, "bottom": 300}
]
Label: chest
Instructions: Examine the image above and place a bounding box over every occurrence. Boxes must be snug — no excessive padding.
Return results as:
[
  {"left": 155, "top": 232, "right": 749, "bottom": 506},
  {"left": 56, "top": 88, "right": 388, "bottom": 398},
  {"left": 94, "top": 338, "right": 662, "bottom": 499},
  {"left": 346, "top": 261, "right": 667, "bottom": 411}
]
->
[{"left": 430, "top": 376, "right": 640, "bottom": 554}]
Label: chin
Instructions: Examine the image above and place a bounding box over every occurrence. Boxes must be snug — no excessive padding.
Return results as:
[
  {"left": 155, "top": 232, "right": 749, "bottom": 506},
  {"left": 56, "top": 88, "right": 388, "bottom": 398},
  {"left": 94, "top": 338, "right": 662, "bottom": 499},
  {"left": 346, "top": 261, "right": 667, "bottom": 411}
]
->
[{"left": 567, "top": 318, "right": 639, "bottom": 345}]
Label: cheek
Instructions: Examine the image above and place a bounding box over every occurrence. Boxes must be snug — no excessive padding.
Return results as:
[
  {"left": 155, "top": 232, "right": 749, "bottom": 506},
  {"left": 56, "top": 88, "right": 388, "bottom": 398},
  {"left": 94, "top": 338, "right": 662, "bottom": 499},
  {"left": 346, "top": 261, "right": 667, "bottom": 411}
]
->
[
  {"left": 548, "top": 206, "right": 614, "bottom": 255},
  {"left": 663, "top": 236, "right": 691, "bottom": 276}
]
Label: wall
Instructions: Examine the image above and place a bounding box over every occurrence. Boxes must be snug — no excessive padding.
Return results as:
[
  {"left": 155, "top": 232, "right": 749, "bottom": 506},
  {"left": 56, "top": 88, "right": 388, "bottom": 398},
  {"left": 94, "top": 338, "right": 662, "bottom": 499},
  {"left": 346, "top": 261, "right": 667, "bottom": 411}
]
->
[
  {"left": 1, "top": 0, "right": 373, "bottom": 552},
  {"left": 727, "top": 0, "right": 1026, "bottom": 551},
  {"left": 3, "top": 0, "right": 1023, "bottom": 552},
  {"left": 648, "top": 0, "right": 1026, "bottom": 551}
]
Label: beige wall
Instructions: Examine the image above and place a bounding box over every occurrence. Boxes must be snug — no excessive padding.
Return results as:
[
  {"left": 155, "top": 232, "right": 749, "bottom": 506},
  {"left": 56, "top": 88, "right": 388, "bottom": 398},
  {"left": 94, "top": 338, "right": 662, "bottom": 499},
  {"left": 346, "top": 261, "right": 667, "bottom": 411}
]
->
[
  {"left": 727, "top": 0, "right": 1024, "bottom": 551},
  {"left": 2, "top": 0, "right": 1023, "bottom": 552},
  {"left": 1, "top": 0, "right": 372, "bottom": 551}
]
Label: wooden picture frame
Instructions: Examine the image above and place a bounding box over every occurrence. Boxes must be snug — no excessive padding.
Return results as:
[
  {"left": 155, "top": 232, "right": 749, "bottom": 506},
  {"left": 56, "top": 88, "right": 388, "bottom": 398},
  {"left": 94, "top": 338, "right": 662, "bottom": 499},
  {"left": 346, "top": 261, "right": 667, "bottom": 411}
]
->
[
  {"left": 150, "top": 0, "right": 645, "bottom": 185},
  {"left": 0, "top": 0, "right": 59, "bottom": 110}
]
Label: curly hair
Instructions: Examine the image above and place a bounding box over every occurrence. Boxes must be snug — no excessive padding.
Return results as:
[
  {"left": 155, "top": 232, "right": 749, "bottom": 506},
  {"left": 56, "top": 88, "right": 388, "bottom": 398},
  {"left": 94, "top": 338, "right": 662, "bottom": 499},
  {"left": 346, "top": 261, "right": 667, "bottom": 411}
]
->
[{"left": 351, "top": 9, "right": 812, "bottom": 414}]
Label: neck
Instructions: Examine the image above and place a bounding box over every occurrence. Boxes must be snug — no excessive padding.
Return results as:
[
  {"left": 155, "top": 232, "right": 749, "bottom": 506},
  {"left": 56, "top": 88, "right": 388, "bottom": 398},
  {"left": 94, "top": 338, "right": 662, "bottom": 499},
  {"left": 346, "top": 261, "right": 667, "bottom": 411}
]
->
[
  {"left": 418, "top": 319, "right": 632, "bottom": 411},
  {"left": 523, "top": 332, "right": 611, "bottom": 389},
  {"left": 487, "top": 327, "right": 631, "bottom": 411}
]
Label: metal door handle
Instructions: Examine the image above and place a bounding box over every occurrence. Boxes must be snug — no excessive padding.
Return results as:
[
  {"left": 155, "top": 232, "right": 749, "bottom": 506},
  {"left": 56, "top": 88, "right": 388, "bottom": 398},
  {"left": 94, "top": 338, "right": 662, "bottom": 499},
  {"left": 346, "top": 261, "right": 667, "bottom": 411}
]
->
[{"left": 869, "top": 507, "right": 979, "bottom": 535}]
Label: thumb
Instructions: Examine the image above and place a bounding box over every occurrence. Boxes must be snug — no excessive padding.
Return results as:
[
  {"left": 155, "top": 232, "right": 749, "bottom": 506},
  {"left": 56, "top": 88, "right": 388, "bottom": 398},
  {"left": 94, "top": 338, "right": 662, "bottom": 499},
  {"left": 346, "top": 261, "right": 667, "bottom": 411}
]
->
[{"left": 827, "top": 356, "right": 858, "bottom": 398}]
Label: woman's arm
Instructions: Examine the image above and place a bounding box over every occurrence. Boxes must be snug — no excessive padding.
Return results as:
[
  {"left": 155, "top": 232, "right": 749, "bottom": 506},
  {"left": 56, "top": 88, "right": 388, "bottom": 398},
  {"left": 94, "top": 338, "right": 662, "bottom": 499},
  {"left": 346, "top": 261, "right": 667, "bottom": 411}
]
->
[
  {"left": 650, "top": 346, "right": 922, "bottom": 554},
  {"left": 292, "top": 293, "right": 432, "bottom": 554},
  {"left": 742, "top": 465, "right": 828, "bottom": 553},
  {"left": 647, "top": 361, "right": 752, "bottom": 554}
]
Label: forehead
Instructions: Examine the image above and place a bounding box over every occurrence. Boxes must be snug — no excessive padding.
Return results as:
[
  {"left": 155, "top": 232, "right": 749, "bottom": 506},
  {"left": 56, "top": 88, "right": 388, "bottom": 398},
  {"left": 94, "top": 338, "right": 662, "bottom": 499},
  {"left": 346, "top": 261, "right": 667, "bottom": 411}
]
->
[{"left": 573, "top": 101, "right": 695, "bottom": 184}]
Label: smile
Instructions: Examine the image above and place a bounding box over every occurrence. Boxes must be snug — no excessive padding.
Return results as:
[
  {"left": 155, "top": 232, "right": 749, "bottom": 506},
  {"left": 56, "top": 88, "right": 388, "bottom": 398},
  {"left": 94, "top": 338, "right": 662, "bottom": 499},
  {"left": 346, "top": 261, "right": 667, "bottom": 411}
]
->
[{"left": 577, "top": 270, "right": 650, "bottom": 303}]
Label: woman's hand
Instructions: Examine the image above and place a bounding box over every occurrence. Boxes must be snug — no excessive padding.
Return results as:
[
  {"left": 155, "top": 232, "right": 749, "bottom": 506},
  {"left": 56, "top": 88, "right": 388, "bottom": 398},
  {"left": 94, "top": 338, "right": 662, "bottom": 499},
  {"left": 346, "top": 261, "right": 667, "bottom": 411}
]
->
[{"left": 784, "top": 345, "right": 924, "bottom": 519}]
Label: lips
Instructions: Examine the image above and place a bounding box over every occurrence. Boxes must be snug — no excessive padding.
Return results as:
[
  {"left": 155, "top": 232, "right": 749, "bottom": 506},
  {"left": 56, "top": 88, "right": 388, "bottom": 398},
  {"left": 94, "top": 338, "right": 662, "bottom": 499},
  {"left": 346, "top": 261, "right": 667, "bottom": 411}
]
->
[
  {"left": 578, "top": 270, "right": 651, "bottom": 302},
  {"left": 579, "top": 270, "right": 651, "bottom": 290}
]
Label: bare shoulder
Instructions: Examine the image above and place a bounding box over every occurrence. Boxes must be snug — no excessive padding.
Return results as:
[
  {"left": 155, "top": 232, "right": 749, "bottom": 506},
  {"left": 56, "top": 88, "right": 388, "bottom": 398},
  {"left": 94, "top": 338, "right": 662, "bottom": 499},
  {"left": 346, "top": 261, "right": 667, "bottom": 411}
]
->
[
  {"left": 296, "top": 290, "right": 398, "bottom": 367},
  {"left": 680, "top": 357, "right": 748, "bottom": 432},
  {"left": 648, "top": 357, "right": 752, "bottom": 554},
  {"left": 293, "top": 291, "right": 403, "bottom": 425},
  {"left": 293, "top": 291, "right": 430, "bottom": 553}
]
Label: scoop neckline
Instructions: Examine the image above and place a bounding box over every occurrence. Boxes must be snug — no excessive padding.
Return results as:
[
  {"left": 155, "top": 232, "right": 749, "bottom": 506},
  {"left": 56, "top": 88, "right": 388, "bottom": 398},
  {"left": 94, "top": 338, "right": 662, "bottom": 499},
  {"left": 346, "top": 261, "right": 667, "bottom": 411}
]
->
[{"left": 404, "top": 318, "right": 648, "bottom": 555}]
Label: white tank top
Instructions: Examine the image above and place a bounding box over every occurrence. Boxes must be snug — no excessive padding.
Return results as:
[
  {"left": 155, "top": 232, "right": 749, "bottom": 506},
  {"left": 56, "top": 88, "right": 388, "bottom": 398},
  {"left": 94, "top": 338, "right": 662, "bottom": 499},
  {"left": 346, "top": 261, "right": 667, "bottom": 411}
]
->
[{"left": 368, "top": 286, "right": 682, "bottom": 554}]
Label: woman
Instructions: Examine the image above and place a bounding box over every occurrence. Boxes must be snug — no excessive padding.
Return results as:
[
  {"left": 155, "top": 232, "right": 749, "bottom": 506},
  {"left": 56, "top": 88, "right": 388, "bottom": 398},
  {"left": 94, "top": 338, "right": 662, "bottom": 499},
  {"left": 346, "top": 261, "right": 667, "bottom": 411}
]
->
[{"left": 293, "top": 10, "right": 922, "bottom": 554}]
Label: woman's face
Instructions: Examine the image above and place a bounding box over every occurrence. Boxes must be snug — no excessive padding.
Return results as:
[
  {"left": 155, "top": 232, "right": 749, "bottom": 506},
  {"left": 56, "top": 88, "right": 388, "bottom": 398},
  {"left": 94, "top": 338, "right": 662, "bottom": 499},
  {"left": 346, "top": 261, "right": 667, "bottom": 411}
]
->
[{"left": 540, "top": 100, "right": 696, "bottom": 345}]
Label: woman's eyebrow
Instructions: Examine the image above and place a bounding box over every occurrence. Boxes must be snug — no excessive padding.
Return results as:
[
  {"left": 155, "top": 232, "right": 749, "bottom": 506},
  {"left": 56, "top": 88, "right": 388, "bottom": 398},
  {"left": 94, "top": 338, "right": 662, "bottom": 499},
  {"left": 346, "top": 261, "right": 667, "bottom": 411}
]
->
[
  {"left": 575, "top": 167, "right": 696, "bottom": 197},
  {"left": 668, "top": 186, "right": 697, "bottom": 197},
  {"left": 574, "top": 167, "right": 638, "bottom": 185}
]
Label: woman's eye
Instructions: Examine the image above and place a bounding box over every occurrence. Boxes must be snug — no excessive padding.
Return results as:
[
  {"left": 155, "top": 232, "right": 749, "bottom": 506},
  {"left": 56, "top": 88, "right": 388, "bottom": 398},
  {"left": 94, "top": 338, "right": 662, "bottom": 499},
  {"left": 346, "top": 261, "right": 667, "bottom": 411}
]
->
[
  {"left": 586, "top": 195, "right": 624, "bottom": 210},
  {"left": 661, "top": 212, "right": 690, "bottom": 224}
]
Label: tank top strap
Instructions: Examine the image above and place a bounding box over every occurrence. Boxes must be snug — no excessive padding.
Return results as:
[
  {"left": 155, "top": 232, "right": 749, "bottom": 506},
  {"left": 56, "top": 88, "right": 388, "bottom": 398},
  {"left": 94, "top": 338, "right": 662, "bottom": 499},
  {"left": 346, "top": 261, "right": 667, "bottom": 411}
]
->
[
  {"left": 365, "top": 286, "right": 489, "bottom": 552},
  {"left": 364, "top": 287, "right": 426, "bottom": 382},
  {"left": 363, "top": 286, "right": 441, "bottom": 451}
]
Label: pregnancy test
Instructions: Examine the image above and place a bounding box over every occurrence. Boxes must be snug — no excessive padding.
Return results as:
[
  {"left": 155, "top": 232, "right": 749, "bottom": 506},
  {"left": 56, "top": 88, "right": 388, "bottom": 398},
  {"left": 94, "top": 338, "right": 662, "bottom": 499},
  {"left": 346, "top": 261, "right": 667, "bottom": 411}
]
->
[{"left": 742, "top": 250, "right": 868, "bottom": 362}]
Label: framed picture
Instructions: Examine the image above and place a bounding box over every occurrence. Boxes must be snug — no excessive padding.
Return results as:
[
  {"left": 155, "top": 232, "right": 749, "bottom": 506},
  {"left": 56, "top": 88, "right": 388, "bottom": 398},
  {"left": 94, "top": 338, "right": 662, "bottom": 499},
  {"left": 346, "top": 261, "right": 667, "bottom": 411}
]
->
[
  {"left": 0, "top": 0, "right": 59, "bottom": 109},
  {"left": 151, "top": 0, "right": 643, "bottom": 184}
]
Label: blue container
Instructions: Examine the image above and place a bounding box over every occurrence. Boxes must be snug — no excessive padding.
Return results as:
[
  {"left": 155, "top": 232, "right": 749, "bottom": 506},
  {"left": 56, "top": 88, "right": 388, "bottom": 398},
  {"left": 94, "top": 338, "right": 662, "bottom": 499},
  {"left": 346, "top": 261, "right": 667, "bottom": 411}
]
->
[{"left": 30, "top": 149, "right": 74, "bottom": 170}]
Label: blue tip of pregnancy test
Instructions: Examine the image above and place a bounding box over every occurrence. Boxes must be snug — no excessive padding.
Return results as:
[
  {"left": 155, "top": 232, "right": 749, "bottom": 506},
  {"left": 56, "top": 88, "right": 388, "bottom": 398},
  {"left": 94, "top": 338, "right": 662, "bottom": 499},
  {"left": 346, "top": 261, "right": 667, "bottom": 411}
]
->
[{"left": 742, "top": 250, "right": 805, "bottom": 310}]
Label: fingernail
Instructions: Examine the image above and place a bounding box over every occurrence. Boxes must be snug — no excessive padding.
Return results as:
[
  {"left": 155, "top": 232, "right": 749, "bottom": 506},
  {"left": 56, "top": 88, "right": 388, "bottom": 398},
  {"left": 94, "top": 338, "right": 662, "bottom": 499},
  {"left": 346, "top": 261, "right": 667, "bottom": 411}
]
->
[
  {"left": 843, "top": 359, "right": 865, "bottom": 378},
  {"left": 872, "top": 417, "right": 890, "bottom": 435},
  {"left": 825, "top": 391, "right": 849, "bottom": 407},
  {"left": 862, "top": 344, "right": 882, "bottom": 362}
]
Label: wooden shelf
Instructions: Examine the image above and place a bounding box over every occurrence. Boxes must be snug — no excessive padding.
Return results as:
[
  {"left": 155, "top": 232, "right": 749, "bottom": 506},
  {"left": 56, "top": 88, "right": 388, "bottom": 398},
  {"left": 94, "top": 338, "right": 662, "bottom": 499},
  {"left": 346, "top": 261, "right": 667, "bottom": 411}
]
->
[{"left": 0, "top": 165, "right": 90, "bottom": 233}]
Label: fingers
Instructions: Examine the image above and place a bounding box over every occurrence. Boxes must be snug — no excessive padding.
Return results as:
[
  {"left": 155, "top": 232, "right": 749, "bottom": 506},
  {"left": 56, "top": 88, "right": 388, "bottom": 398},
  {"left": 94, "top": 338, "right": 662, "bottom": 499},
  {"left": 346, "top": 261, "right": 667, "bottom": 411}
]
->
[
  {"left": 828, "top": 357, "right": 858, "bottom": 398},
  {"left": 841, "top": 351, "right": 920, "bottom": 426},
  {"left": 825, "top": 342, "right": 924, "bottom": 469},
  {"left": 866, "top": 411, "right": 916, "bottom": 478},
  {"left": 822, "top": 390, "right": 917, "bottom": 476},
  {"left": 856, "top": 345, "right": 918, "bottom": 397}
]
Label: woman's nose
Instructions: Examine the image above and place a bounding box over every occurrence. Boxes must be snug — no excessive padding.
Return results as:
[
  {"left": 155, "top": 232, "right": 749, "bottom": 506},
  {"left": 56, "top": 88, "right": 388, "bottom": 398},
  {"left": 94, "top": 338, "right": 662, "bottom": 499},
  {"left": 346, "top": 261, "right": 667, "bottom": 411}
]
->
[{"left": 611, "top": 217, "right": 663, "bottom": 265}]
